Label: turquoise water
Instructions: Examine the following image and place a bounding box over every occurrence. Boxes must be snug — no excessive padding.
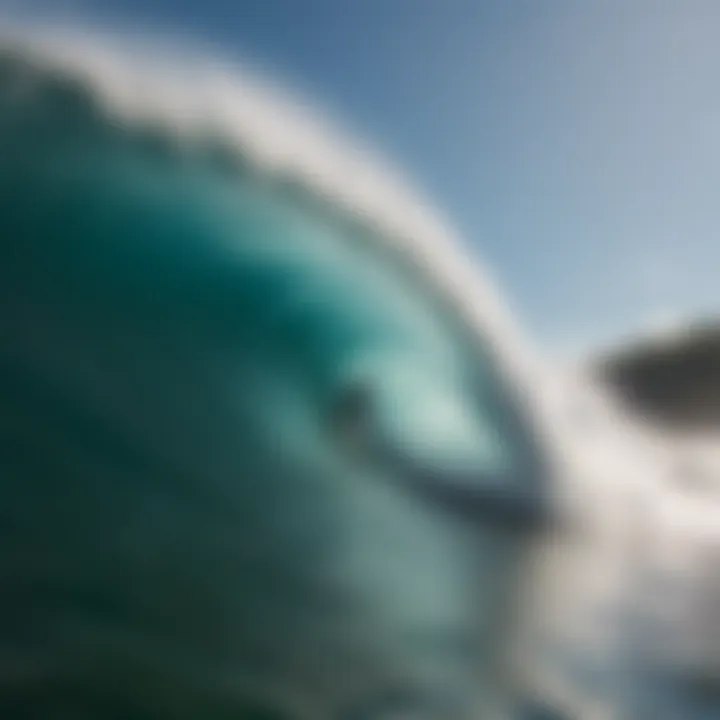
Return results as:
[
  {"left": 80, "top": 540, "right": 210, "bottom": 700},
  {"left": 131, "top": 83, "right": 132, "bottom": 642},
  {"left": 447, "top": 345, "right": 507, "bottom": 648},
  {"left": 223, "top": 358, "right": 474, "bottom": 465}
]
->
[{"left": 0, "top": 43, "right": 548, "bottom": 718}]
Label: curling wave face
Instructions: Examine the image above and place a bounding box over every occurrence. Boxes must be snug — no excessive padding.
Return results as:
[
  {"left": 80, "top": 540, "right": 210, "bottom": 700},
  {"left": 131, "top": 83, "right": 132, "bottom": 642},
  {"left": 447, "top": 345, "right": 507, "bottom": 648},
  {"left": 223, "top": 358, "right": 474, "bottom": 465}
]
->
[{"left": 0, "top": 29, "right": 550, "bottom": 720}]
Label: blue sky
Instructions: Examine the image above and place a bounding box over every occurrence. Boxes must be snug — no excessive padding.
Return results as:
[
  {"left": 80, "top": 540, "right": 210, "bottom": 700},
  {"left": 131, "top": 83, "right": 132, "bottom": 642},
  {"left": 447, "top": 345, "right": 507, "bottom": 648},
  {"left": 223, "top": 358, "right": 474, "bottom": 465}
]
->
[{"left": 7, "top": 1, "right": 720, "bottom": 351}]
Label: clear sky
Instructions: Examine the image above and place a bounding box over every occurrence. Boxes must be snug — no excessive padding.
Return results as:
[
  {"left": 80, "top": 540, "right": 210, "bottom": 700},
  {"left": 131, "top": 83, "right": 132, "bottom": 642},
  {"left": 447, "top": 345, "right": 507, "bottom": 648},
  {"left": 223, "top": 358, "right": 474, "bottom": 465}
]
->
[{"left": 7, "top": 0, "right": 720, "bottom": 352}]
